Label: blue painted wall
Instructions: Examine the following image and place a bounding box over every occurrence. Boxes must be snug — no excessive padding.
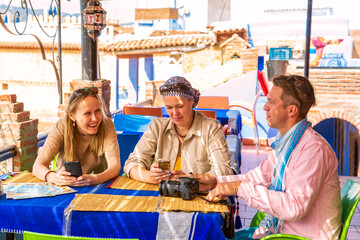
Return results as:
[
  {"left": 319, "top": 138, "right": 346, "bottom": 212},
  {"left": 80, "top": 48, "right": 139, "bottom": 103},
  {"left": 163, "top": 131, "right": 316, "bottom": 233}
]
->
[
  {"left": 314, "top": 118, "right": 359, "bottom": 176},
  {"left": 145, "top": 57, "right": 154, "bottom": 81},
  {"left": 129, "top": 58, "right": 139, "bottom": 102},
  {"left": 314, "top": 118, "right": 336, "bottom": 152}
]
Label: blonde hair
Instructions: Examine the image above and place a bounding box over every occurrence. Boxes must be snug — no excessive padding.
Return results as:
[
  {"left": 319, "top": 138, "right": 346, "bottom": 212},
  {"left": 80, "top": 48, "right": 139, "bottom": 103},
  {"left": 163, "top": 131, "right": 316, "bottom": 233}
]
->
[{"left": 64, "top": 91, "right": 109, "bottom": 162}]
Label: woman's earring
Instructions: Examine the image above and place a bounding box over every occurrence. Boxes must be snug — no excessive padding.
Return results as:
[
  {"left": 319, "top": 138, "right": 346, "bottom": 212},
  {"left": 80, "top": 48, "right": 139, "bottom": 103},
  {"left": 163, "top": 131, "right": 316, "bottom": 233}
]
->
[{"left": 73, "top": 121, "right": 75, "bottom": 127}]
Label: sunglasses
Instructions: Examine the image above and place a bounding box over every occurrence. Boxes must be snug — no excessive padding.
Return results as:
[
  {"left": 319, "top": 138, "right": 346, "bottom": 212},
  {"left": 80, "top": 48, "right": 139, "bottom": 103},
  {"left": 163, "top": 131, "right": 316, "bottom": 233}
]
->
[
  {"left": 159, "top": 83, "right": 191, "bottom": 95},
  {"left": 69, "top": 87, "right": 98, "bottom": 104}
]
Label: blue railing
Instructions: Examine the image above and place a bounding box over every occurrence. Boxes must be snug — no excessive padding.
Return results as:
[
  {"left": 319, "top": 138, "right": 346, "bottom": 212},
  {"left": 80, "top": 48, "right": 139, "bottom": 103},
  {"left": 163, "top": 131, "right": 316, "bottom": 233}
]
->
[
  {"left": 0, "top": 145, "right": 16, "bottom": 163},
  {"left": 37, "top": 132, "right": 49, "bottom": 148},
  {"left": 0, "top": 132, "right": 49, "bottom": 164}
]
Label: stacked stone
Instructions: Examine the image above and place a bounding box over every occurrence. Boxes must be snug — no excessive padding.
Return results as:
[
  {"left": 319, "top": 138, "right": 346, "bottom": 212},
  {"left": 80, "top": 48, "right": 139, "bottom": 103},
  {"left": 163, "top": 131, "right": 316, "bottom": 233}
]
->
[
  {"left": 70, "top": 79, "right": 111, "bottom": 110},
  {"left": 240, "top": 48, "right": 258, "bottom": 74},
  {"left": 57, "top": 79, "right": 111, "bottom": 118},
  {"left": 220, "top": 34, "right": 249, "bottom": 64},
  {"left": 145, "top": 80, "right": 166, "bottom": 107},
  {"left": 0, "top": 94, "right": 38, "bottom": 173}
]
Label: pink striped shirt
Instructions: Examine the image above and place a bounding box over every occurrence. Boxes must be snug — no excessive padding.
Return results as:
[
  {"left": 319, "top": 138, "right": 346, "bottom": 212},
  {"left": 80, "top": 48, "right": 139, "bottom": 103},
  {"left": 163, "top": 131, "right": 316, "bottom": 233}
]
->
[{"left": 218, "top": 127, "right": 342, "bottom": 239}]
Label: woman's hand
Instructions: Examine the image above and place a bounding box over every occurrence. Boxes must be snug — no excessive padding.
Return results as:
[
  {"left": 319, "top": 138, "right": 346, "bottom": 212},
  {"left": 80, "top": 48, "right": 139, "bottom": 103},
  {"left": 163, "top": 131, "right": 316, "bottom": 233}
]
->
[
  {"left": 70, "top": 174, "right": 97, "bottom": 187},
  {"left": 149, "top": 162, "right": 171, "bottom": 184},
  {"left": 47, "top": 167, "right": 77, "bottom": 186}
]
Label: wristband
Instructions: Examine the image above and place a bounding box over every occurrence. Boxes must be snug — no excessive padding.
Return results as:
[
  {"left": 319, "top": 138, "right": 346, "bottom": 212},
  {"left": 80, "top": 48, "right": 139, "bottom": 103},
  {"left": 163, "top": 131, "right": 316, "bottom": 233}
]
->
[{"left": 44, "top": 170, "right": 55, "bottom": 182}]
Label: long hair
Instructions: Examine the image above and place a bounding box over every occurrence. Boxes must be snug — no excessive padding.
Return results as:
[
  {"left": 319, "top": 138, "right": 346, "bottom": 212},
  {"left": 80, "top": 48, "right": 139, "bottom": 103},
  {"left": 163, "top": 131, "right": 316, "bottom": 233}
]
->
[{"left": 63, "top": 91, "right": 108, "bottom": 162}]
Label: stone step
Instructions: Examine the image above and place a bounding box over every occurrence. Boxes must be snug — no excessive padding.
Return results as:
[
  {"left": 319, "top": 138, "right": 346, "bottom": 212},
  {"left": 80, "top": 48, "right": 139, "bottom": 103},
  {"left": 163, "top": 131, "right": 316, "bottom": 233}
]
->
[
  {"left": 0, "top": 94, "right": 16, "bottom": 103},
  {"left": 1, "top": 111, "right": 30, "bottom": 123},
  {"left": 0, "top": 102, "right": 24, "bottom": 113}
]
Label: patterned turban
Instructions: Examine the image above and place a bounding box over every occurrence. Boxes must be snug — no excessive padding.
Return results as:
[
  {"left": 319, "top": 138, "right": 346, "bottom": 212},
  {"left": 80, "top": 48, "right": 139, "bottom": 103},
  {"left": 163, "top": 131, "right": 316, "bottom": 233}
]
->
[{"left": 159, "top": 76, "right": 200, "bottom": 108}]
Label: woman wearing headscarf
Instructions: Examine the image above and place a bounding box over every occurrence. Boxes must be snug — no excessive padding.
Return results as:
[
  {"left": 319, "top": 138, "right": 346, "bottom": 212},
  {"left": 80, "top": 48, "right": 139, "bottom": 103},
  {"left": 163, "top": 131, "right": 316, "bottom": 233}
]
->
[{"left": 124, "top": 76, "right": 232, "bottom": 184}]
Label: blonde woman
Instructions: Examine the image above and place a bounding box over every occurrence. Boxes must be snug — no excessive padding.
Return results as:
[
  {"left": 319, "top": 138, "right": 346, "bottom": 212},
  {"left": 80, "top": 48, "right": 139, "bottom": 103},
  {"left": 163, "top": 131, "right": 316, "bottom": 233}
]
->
[{"left": 33, "top": 87, "right": 120, "bottom": 187}]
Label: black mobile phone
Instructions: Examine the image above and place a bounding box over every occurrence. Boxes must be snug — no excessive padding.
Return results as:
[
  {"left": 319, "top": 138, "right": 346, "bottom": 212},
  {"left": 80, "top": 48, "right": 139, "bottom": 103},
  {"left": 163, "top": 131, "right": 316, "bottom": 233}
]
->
[{"left": 64, "top": 161, "right": 83, "bottom": 178}]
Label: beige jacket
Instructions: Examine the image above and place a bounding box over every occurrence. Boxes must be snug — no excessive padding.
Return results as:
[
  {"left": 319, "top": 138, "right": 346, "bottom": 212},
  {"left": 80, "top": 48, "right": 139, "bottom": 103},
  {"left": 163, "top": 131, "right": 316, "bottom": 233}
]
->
[
  {"left": 124, "top": 111, "right": 232, "bottom": 176},
  {"left": 36, "top": 117, "right": 120, "bottom": 174}
]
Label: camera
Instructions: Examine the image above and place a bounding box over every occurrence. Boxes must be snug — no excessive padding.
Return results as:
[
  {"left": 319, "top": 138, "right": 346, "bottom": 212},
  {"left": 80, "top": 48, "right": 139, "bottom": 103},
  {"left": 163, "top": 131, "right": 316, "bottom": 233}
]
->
[{"left": 159, "top": 177, "right": 199, "bottom": 200}]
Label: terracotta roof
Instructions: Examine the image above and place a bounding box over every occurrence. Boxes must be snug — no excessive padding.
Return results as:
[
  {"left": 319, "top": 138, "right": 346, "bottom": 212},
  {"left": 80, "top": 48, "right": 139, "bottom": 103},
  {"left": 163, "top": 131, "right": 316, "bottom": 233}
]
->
[
  {"left": 213, "top": 28, "right": 246, "bottom": 35},
  {"left": 219, "top": 34, "right": 251, "bottom": 48},
  {"left": 102, "top": 33, "right": 216, "bottom": 52},
  {"left": 207, "top": 21, "right": 247, "bottom": 35},
  {"left": 0, "top": 41, "right": 81, "bottom": 50},
  {"left": 150, "top": 30, "right": 204, "bottom": 37}
]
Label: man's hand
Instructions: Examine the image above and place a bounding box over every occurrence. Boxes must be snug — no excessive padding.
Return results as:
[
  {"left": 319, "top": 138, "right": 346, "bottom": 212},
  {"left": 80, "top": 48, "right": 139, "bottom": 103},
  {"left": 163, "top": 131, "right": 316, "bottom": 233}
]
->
[
  {"left": 192, "top": 173, "right": 217, "bottom": 192},
  {"left": 206, "top": 181, "right": 242, "bottom": 201},
  {"left": 169, "top": 170, "right": 185, "bottom": 180}
]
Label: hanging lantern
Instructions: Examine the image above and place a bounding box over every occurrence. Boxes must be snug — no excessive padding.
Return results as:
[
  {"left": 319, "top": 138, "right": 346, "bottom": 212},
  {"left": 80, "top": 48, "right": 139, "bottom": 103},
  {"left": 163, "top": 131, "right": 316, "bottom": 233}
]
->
[{"left": 82, "top": 0, "right": 107, "bottom": 40}]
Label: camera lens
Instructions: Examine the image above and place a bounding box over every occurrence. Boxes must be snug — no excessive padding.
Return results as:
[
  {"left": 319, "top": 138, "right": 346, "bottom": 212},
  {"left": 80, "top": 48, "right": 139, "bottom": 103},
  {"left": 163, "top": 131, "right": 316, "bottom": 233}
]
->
[{"left": 159, "top": 180, "right": 181, "bottom": 197}]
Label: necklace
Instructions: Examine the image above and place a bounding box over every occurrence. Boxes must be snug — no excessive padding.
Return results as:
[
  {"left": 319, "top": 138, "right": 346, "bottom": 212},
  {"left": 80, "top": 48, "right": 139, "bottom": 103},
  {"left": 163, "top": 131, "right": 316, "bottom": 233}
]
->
[{"left": 175, "top": 126, "right": 187, "bottom": 138}]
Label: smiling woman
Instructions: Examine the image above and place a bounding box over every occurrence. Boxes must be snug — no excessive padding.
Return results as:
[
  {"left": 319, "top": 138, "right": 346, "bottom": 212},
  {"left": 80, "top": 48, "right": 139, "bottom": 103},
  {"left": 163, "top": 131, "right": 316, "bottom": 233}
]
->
[{"left": 32, "top": 87, "right": 120, "bottom": 187}]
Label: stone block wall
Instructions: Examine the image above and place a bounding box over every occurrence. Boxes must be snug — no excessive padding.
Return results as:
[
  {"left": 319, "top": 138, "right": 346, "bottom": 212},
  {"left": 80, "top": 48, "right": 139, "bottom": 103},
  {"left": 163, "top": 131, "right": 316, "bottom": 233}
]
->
[
  {"left": 240, "top": 48, "right": 258, "bottom": 74},
  {"left": 222, "top": 39, "right": 244, "bottom": 63},
  {"left": 58, "top": 79, "right": 112, "bottom": 117},
  {"left": 289, "top": 69, "right": 360, "bottom": 130},
  {"left": 291, "top": 68, "right": 360, "bottom": 176},
  {"left": 182, "top": 46, "right": 222, "bottom": 73},
  {"left": 145, "top": 80, "right": 166, "bottom": 107},
  {"left": 135, "top": 8, "right": 178, "bottom": 21},
  {"left": 0, "top": 94, "right": 38, "bottom": 174}
]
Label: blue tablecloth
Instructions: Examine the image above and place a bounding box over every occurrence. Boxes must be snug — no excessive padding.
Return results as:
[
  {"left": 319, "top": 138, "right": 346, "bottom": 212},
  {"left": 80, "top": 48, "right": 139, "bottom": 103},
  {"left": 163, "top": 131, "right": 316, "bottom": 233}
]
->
[
  {"left": 162, "top": 108, "right": 242, "bottom": 136},
  {"left": 0, "top": 181, "right": 226, "bottom": 240},
  {"left": 114, "top": 115, "right": 156, "bottom": 133},
  {"left": 113, "top": 109, "right": 241, "bottom": 137},
  {"left": 116, "top": 132, "right": 142, "bottom": 175},
  {"left": 226, "top": 135, "right": 241, "bottom": 174}
]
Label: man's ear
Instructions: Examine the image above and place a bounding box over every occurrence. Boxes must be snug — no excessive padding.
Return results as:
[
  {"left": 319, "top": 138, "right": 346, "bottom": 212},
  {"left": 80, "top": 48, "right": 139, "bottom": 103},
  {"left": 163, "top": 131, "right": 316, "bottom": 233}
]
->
[{"left": 288, "top": 105, "right": 299, "bottom": 118}]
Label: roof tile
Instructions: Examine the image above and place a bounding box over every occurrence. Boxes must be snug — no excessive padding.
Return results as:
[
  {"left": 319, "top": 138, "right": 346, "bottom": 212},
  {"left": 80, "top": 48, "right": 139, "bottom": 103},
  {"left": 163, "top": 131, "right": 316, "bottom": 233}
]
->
[{"left": 103, "top": 33, "right": 216, "bottom": 52}]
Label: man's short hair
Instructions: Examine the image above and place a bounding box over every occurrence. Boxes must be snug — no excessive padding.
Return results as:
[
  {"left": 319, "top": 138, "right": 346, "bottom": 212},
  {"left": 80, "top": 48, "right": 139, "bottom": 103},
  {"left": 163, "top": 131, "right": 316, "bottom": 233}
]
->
[{"left": 272, "top": 75, "right": 316, "bottom": 118}]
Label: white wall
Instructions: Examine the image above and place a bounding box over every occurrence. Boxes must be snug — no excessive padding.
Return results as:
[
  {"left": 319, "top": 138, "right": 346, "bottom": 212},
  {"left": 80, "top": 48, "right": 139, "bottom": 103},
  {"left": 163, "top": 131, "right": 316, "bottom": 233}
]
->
[{"left": 183, "top": 0, "right": 208, "bottom": 32}]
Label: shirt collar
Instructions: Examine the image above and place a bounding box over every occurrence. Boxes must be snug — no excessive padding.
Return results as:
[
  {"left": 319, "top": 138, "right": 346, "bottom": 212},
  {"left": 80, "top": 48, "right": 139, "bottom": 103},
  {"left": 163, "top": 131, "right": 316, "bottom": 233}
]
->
[{"left": 165, "top": 111, "right": 202, "bottom": 137}]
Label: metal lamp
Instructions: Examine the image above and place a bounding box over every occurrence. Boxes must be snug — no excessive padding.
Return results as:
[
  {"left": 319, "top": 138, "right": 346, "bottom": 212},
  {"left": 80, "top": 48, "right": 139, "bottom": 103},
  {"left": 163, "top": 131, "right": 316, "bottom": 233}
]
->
[{"left": 82, "top": 0, "right": 107, "bottom": 40}]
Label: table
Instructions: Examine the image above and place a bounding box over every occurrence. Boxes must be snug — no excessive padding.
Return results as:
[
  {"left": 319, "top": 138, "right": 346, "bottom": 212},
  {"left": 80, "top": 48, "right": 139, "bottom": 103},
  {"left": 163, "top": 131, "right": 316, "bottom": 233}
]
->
[{"left": 0, "top": 180, "right": 226, "bottom": 240}]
